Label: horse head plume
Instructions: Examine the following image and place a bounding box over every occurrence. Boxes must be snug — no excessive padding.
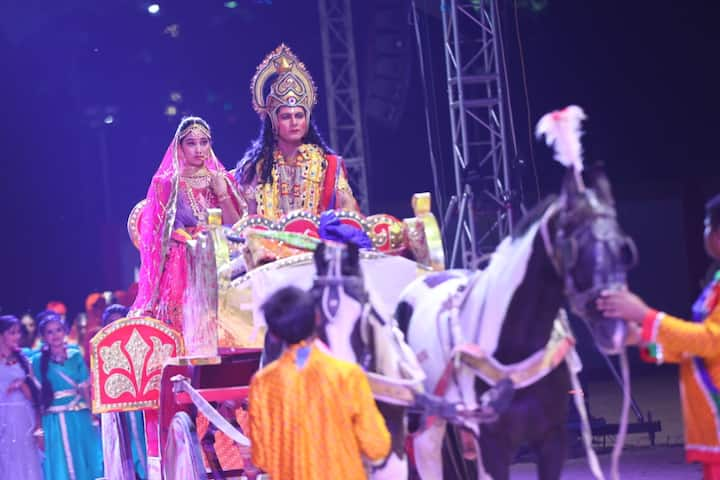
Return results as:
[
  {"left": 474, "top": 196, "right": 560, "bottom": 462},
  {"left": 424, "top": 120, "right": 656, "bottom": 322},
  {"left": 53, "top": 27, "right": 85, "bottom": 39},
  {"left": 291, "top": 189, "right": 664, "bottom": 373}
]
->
[
  {"left": 536, "top": 105, "right": 587, "bottom": 196},
  {"left": 535, "top": 105, "right": 587, "bottom": 171}
]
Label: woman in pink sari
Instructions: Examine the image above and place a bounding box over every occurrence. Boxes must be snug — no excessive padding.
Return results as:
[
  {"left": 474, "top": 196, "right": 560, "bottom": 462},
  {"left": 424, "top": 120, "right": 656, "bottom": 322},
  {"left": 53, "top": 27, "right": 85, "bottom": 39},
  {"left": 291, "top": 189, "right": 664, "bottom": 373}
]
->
[{"left": 130, "top": 116, "right": 245, "bottom": 331}]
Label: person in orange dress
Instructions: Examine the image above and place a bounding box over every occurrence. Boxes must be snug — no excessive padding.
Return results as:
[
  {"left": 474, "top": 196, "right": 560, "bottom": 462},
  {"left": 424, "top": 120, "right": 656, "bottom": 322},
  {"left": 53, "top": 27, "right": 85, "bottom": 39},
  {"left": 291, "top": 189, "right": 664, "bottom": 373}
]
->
[
  {"left": 598, "top": 193, "right": 720, "bottom": 480},
  {"left": 248, "top": 286, "right": 390, "bottom": 480}
]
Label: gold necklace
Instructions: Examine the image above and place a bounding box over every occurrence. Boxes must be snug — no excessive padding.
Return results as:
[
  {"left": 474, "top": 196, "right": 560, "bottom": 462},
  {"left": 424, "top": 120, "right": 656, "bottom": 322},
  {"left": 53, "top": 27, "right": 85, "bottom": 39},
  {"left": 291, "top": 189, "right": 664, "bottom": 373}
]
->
[
  {"left": 180, "top": 173, "right": 211, "bottom": 189},
  {"left": 182, "top": 181, "right": 210, "bottom": 221}
]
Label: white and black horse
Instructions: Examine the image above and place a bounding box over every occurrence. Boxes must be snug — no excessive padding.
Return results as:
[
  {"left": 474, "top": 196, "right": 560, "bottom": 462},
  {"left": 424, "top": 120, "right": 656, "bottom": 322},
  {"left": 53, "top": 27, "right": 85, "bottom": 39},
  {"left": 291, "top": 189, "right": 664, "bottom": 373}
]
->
[
  {"left": 311, "top": 242, "right": 422, "bottom": 480},
  {"left": 395, "top": 167, "right": 636, "bottom": 480},
  {"left": 310, "top": 242, "right": 512, "bottom": 480}
]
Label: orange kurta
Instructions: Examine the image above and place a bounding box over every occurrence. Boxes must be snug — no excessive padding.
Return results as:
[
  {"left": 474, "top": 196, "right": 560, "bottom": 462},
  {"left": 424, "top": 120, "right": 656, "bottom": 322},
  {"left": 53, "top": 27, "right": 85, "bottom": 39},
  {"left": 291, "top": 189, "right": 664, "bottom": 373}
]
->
[
  {"left": 248, "top": 342, "right": 390, "bottom": 480},
  {"left": 643, "top": 273, "right": 720, "bottom": 465}
]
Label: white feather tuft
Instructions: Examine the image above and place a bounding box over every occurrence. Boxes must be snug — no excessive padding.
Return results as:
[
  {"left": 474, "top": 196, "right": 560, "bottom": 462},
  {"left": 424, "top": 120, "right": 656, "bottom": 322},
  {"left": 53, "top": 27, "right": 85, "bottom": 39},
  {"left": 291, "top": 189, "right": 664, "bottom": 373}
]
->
[{"left": 535, "top": 105, "right": 587, "bottom": 172}]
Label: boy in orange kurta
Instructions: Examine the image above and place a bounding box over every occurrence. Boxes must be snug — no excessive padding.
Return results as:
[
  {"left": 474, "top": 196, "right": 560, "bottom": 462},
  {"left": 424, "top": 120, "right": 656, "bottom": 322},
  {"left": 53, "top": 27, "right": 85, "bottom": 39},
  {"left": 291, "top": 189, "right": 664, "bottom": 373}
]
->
[
  {"left": 248, "top": 286, "right": 391, "bottom": 480},
  {"left": 598, "top": 194, "right": 720, "bottom": 480}
]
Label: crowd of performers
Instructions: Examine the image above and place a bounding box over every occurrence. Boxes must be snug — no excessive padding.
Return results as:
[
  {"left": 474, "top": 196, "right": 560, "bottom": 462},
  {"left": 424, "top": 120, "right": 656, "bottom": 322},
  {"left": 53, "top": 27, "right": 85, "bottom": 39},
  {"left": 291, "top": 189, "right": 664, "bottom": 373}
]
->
[
  {"left": 0, "top": 303, "right": 128, "bottom": 480},
  {"left": 4, "top": 42, "right": 720, "bottom": 480}
]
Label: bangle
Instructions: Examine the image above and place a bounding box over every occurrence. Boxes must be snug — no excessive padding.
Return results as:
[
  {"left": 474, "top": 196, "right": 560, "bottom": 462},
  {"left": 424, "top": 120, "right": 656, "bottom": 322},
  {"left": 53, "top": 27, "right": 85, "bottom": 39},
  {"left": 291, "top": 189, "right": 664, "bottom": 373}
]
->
[{"left": 32, "top": 428, "right": 44, "bottom": 437}]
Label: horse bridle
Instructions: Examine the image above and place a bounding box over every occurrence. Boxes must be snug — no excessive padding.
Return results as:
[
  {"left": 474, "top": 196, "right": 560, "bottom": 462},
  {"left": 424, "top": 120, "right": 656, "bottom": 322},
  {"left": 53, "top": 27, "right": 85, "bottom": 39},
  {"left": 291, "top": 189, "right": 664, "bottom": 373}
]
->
[
  {"left": 313, "top": 243, "right": 369, "bottom": 321},
  {"left": 540, "top": 196, "right": 637, "bottom": 320}
]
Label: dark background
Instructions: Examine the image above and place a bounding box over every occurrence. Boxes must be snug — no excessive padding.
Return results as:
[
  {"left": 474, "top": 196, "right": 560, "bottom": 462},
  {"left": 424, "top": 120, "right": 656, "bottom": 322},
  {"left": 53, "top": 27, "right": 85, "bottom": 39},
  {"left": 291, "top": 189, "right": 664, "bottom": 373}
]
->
[{"left": 0, "top": 0, "right": 718, "bottom": 378}]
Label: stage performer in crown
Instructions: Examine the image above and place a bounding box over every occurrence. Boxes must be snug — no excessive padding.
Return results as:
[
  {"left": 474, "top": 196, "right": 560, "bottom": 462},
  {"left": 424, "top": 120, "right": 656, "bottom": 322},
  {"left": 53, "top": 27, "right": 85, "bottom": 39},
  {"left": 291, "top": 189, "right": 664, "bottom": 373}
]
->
[{"left": 235, "top": 44, "right": 359, "bottom": 220}]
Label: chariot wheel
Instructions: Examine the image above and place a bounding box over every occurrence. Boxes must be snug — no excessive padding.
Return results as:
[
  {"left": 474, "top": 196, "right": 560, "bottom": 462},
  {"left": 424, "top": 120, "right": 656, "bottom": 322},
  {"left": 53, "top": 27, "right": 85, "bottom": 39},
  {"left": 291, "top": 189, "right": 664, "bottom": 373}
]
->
[{"left": 163, "top": 412, "right": 208, "bottom": 480}]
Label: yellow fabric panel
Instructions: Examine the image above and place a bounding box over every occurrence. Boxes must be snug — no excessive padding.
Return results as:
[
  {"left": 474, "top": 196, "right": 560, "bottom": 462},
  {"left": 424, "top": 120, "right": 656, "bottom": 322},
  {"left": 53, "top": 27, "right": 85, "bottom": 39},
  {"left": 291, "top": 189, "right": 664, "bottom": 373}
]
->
[
  {"left": 678, "top": 362, "right": 720, "bottom": 449},
  {"left": 657, "top": 304, "right": 720, "bottom": 360},
  {"left": 657, "top": 346, "right": 683, "bottom": 364},
  {"left": 652, "top": 305, "right": 720, "bottom": 455},
  {"left": 248, "top": 343, "right": 391, "bottom": 480}
]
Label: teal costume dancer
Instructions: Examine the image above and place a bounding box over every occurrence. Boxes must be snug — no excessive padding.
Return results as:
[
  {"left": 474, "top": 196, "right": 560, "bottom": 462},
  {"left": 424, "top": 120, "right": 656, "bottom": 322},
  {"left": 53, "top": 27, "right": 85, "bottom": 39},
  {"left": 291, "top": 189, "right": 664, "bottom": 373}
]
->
[{"left": 32, "top": 345, "right": 104, "bottom": 480}]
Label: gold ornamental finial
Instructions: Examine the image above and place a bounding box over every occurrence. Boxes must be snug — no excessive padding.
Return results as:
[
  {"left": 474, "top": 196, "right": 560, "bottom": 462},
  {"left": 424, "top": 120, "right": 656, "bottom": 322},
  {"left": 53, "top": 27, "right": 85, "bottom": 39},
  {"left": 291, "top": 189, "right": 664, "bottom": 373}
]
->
[{"left": 273, "top": 54, "right": 293, "bottom": 74}]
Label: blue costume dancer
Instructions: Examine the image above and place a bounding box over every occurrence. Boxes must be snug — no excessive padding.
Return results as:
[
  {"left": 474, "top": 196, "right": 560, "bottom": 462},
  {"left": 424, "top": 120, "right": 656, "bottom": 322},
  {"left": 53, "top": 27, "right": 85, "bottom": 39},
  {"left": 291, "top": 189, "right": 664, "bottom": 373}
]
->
[{"left": 31, "top": 310, "right": 103, "bottom": 480}]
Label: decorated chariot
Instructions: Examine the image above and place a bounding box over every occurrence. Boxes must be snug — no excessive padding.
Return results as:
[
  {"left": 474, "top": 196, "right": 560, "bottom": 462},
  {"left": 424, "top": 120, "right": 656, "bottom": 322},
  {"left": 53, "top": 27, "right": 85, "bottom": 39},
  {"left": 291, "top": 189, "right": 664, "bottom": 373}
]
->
[{"left": 90, "top": 193, "right": 445, "bottom": 480}]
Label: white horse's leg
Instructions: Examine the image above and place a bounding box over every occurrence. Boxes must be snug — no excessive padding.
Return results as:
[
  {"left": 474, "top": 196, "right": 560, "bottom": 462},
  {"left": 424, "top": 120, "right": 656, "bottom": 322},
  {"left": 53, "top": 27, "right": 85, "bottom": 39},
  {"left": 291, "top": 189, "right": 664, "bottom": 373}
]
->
[
  {"left": 414, "top": 421, "right": 447, "bottom": 480},
  {"left": 371, "top": 452, "right": 408, "bottom": 480}
]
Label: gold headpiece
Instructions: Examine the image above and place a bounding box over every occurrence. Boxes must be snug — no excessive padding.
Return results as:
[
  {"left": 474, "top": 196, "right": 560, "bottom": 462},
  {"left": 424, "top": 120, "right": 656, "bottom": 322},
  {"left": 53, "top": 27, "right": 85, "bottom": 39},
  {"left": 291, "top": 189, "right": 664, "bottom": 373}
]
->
[
  {"left": 251, "top": 44, "right": 317, "bottom": 128},
  {"left": 178, "top": 118, "right": 212, "bottom": 141}
]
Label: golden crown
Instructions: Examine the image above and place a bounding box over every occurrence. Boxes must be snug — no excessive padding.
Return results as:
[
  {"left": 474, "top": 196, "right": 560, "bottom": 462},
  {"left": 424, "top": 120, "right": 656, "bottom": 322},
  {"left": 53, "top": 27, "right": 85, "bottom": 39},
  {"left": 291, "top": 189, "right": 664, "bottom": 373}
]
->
[{"left": 251, "top": 44, "right": 317, "bottom": 126}]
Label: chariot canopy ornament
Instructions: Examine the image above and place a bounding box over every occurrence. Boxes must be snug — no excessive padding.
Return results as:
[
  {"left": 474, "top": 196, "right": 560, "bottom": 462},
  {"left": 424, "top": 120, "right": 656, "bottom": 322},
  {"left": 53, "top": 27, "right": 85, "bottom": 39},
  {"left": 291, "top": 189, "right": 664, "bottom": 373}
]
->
[{"left": 251, "top": 43, "right": 318, "bottom": 129}]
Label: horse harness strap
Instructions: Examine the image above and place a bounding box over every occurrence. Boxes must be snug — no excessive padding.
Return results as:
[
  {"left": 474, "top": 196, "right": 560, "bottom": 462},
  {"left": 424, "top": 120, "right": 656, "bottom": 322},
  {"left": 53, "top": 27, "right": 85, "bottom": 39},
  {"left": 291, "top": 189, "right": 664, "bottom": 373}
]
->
[
  {"left": 433, "top": 312, "right": 576, "bottom": 395},
  {"left": 539, "top": 201, "right": 562, "bottom": 276},
  {"left": 461, "top": 315, "right": 575, "bottom": 389},
  {"left": 432, "top": 282, "right": 469, "bottom": 398},
  {"left": 366, "top": 372, "right": 421, "bottom": 407}
]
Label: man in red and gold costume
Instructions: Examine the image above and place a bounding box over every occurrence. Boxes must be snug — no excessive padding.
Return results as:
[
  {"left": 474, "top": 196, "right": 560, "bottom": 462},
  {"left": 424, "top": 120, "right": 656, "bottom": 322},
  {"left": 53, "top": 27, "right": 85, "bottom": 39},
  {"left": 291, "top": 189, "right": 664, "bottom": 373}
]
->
[
  {"left": 235, "top": 44, "right": 359, "bottom": 219},
  {"left": 248, "top": 286, "right": 390, "bottom": 480},
  {"left": 598, "top": 193, "right": 720, "bottom": 480}
]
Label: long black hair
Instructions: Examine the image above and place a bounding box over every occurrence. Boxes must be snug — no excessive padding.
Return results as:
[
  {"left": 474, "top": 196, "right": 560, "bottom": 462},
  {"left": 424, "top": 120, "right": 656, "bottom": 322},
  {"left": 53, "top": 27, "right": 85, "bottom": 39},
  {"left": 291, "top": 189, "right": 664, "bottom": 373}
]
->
[
  {"left": 36, "top": 310, "right": 66, "bottom": 410},
  {"left": 235, "top": 114, "right": 334, "bottom": 187},
  {"left": 0, "top": 315, "right": 41, "bottom": 411}
]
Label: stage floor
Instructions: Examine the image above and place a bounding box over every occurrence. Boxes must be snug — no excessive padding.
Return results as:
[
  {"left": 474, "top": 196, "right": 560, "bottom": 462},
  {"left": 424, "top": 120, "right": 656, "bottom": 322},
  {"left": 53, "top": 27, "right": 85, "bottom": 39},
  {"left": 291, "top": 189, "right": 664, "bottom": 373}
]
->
[
  {"left": 511, "top": 444, "right": 698, "bottom": 479},
  {"left": 512, "top": 370, "right": 699, "bottom": 478}
]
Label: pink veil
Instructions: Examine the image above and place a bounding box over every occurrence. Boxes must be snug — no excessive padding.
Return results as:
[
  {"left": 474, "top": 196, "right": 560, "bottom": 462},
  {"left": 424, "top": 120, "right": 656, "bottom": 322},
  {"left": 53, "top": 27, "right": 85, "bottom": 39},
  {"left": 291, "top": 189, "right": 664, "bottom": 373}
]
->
[{"left": 130, "top": 118, "right": 238, "bottom": 319}]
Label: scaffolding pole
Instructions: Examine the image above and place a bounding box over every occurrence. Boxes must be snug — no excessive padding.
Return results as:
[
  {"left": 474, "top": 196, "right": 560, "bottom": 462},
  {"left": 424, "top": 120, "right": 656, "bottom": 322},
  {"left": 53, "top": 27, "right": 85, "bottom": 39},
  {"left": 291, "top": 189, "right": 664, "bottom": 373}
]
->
[
  {"left": 441, "top": 0, "right": 514, "bottom": 268},
  {"left": 318, "top": 0, "right": 370, "bottom": 212}
]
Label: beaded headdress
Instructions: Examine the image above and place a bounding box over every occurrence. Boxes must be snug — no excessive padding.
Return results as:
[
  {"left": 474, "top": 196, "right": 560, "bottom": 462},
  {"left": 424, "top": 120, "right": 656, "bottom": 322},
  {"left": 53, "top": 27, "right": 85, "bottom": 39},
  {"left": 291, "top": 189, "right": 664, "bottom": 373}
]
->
[
  {"left": 251, "top": 44, "right": 317, "bottom": 130},
  {"left": 178, "top": 119, "right": 211, "bottom": 141}
]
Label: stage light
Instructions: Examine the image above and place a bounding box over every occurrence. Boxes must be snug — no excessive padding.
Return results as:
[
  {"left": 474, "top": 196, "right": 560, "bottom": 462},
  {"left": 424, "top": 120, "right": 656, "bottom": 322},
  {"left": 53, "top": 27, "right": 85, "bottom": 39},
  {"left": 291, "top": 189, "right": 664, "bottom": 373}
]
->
[
  {"left": 104, "top": 115, "right": 114, "bottom": 124},
  {"left": 165, "top": 105, "right": 178, "bottom": 116},
  {"left": 224, "top": 1, "right": 238, "bottom": 8},
  {"left": 164, "top": 24, "right": 180, "bottom": 38},
  {"left": 170, "top": 91, "right": 182, "bottom": 102},
  {"left": 148, "top": 4, "right": 160, "bottom": 15}
]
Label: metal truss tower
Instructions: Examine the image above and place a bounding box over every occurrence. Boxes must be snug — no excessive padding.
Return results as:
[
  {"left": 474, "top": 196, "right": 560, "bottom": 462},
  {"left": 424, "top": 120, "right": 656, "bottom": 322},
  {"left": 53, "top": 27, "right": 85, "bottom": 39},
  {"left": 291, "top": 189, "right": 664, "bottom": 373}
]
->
[
  {"left": 318, "top": 0, "right": 370, "bottom": 212},
  {"left": 441, "top": 0, "right": 514, "bottom": 268}
]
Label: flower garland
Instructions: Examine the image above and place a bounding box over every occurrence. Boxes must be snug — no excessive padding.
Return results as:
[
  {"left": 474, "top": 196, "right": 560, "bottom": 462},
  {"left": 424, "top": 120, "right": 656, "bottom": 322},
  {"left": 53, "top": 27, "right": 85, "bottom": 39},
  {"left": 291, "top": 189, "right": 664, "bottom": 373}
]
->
[{"left": 256, "top": 144, "right": 326, "bottom": 220}]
